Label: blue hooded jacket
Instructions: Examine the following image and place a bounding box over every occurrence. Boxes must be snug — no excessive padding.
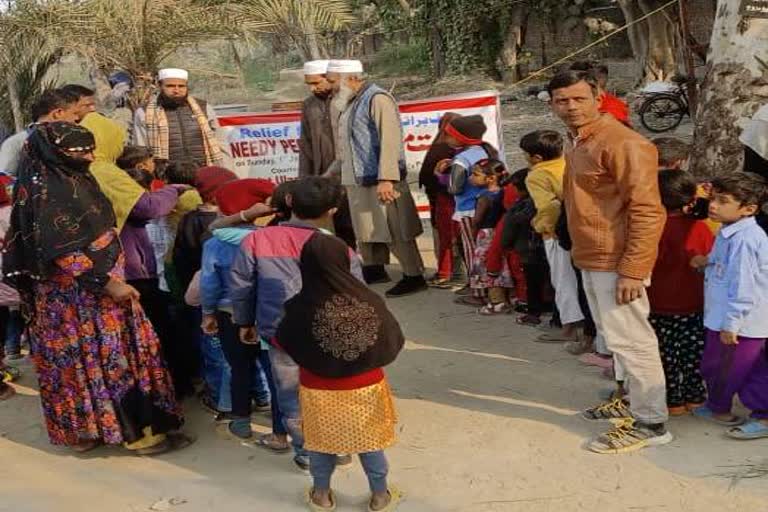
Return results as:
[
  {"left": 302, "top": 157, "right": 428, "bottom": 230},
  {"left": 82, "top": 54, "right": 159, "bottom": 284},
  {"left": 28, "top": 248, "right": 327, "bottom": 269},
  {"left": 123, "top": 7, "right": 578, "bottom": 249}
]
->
[{"left": 200, "top": 226, "right": 257, "bottom": 315}]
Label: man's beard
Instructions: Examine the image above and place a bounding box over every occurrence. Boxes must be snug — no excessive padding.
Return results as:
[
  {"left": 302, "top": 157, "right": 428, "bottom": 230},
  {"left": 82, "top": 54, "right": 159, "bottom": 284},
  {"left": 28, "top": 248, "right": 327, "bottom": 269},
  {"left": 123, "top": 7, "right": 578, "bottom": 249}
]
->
[
  {"left": 313, "top": 90, "right": 331, "bottom": 100},
  {"left": 333, "top": 84, "right": 355, "bottom": 113},
  {"left": 159, "top": 92, "right": 188, "bottom": 108}
]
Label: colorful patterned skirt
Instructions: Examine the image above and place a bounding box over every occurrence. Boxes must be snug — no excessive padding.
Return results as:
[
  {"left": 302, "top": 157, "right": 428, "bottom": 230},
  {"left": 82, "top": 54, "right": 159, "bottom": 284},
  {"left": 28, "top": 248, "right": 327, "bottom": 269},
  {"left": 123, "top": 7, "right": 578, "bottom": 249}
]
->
[
  {"left": 470, "top": 228, "right": 513, "bottom": 290},
  {"left": 29, "top": 274, "right": 182, "bottom": 446},
  {"left": 300, "top": 378, "right": 397, "bottom": 454}
]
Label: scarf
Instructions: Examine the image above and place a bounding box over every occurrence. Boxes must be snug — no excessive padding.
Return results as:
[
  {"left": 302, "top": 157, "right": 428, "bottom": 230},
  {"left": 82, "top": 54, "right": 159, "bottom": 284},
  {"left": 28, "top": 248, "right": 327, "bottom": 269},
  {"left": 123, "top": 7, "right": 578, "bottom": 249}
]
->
[
  {"left": 3, "top": 122, "right": 116, "bottom": 288},
  {"left": 276, "top": 233, "right": 404, "bottom": 378},
  {"left": 80, "top": 113, "right": 146, "bottom": 233},
  {"left": 144, "top": 94, "right": 223, "bottom": 165}
]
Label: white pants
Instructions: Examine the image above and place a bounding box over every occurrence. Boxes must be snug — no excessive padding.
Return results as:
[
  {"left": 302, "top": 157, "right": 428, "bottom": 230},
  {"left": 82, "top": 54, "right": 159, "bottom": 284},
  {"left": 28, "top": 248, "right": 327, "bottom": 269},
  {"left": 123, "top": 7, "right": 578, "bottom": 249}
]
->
[
  {"left": 581, "top": 271, "right": 668, "bottom": 424},
  {"left": 544, "top": 239, "right": 584, "bottom": 325}
]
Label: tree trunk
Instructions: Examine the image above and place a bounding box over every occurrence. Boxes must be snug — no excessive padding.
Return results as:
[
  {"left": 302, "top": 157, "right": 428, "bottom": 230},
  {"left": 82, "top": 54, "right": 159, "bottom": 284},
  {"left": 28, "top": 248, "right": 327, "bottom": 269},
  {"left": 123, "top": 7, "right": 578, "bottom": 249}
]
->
[
  {"left": 689, "top": 0, "right": 768, "bottom": 178},
  {"left": 306, "top": 31, "right": 322, "bottom": 60},
  {"left": 637, "top": 0, "right": 680, "bottom": 82},
  {"left": 230, "top": 42, "right": 247, "bottom": 89},
  {"left": 429, "top": 23, "right": 447, "bottom": 78},
  {"left": 618, "top": 0, "right": 680, "bottom": 84},
  {"left": 497, "top": 4, "right": 529, "bottom": 84},
  {"left": 6, "top": 74, "right": 23, "bottom": 132}
]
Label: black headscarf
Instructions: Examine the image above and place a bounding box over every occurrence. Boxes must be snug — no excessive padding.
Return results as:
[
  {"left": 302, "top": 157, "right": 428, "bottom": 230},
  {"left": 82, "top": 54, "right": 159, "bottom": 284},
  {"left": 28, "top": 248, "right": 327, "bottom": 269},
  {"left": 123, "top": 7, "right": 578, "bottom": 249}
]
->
[
  {"left": 276, "top": 233, "right": 404, "bottom": 378},
  {"left": 3, "top": 122, "right": 117, "bottom": 291}
]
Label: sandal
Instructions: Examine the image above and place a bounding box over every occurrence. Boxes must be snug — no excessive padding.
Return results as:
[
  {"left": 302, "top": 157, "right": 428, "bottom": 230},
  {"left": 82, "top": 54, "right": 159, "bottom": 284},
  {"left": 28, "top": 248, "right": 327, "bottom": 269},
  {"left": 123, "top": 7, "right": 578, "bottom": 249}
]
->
[
  {"left": 478, "top": 302, "right": 510, "bottom": 315},
  {"left": 726, "top": 420, "right": 768, "bottom": 440},
  {"left": 254, "top": 433, "right": 291, "bottom": 453},
  {"left": 71, "top": 440, "right": 100, "bottom": 453},
  {"left": 454, "top": 295, "right": 485, "bottom": 307},
  {"left": 692, "top": 406, "right": 745, "bottom": 426},
  {"left": 453, "top": 285, "right": 471, "bottom": 296},
  {"left": 535, "top": 332, "right": 578, "bottom": 343},
  {"left": 1, "top": 366, "right": 20, "bottom": 383},
  {"left": 136, "top": 431, "right": 197, "bottom": 456},
  {"left": 305, "top": 487, "right": 336, "bottom": 512},
  {"left": 368, "top": 485, "right": 404, "bottom": 512},
  {"left": 516, "top": 314, "right": 542, "bottom": 326}
]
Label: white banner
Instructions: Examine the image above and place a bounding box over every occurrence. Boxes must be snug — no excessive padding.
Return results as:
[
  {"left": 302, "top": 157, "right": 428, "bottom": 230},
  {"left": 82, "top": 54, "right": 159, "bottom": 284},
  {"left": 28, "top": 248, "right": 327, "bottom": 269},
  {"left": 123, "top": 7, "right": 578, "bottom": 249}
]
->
[{"left": 217, "top": 90, "right": 505, "bottom": 184}]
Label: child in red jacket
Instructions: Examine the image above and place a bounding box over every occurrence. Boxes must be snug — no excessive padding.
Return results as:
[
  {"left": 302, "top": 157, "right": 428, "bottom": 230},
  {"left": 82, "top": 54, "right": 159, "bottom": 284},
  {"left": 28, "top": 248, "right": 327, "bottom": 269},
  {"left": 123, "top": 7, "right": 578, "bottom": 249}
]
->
[{"left": 483, "top": 169, "right": 528, "bottom": 314}]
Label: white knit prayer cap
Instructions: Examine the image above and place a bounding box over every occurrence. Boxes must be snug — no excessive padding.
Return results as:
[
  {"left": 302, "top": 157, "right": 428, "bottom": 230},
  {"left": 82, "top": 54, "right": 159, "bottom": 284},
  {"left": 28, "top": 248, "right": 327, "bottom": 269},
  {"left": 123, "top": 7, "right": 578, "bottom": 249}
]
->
[
  {"left": 158, "top": 68, "right": 189, "bottom": 81},
  {"left": 326, "top": 60, "right": 364, "bottom": 73},
  {"left": 303, "top": 60, "right": 330, "bottom": 76}
]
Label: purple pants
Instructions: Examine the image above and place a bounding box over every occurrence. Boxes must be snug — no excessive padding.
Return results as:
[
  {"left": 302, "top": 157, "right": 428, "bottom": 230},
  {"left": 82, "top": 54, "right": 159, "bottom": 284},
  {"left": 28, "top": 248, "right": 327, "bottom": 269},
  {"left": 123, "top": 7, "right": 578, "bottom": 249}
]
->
[{"left": 701, "top": 329, "right": 768, "bottom": 419}]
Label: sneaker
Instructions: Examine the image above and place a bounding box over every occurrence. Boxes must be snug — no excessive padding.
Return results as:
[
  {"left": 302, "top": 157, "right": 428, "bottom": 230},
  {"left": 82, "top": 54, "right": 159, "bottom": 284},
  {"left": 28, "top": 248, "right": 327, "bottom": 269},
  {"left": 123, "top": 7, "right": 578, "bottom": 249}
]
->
[
  {"left": 385, "top": 276, "right": 428, "bottom": 298},
  {"left": 587, "top": 419, "right": 673, "bottom": 454},
  {"left": 362, "top": 265, "right": 391, "bottom": 285},
  {"left": 294, "top": 454, "right": 310, "bottom": 473},
  {"left": 582, "top": 398, "right": 632, "bottom": 421}
]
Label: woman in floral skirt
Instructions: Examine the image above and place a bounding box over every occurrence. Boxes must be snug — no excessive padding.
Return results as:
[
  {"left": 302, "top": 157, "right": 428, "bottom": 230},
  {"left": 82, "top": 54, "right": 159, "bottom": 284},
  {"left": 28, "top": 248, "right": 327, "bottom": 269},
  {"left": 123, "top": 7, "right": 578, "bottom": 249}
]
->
[{"left": 2, "top": 122, "right": 191, "bottom": 454}]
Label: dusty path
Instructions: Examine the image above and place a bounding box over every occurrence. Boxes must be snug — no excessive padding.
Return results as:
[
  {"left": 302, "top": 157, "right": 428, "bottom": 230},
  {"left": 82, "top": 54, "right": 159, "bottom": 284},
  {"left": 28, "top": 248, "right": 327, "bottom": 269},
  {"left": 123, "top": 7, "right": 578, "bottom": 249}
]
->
[{"left": 1, "top": 259, "right": 767, "bottom": 512}]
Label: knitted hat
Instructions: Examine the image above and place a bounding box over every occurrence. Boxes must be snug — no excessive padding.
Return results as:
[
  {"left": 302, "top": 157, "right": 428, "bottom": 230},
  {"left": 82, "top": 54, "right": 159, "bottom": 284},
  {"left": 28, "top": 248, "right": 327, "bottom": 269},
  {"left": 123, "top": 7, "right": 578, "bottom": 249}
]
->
[
  {"left": 215, "top": 178, "right": 276, "bottom": 216},
  {"left": 445, "top": 115, "right": 487, "bottom": 145},
  {"left": 194, "top": 166, "right": 238, "bottom": 203}
]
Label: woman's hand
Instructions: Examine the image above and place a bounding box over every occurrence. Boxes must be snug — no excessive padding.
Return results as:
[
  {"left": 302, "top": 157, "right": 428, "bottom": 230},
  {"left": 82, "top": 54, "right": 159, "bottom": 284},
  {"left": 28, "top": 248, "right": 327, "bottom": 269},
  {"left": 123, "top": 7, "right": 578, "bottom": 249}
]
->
[
  {"left": 434, "top": 159, "right": 452, "bottom": 175},
  {"left": 239, "top": 326, "right": 259, "bottom": 345},
  {"left": 201, "top": 314, "right": 218, "bottom": 335},
  {"left": 105, "top": 279, "right": 140, "bottom": 302}
]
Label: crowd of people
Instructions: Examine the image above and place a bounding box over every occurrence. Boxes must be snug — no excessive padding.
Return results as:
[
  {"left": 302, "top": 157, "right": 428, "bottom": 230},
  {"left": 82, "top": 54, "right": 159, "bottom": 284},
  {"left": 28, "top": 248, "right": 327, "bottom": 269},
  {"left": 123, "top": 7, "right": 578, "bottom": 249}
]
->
[{"left": 0, "top": 56, "right": 767, "bottom": 511}]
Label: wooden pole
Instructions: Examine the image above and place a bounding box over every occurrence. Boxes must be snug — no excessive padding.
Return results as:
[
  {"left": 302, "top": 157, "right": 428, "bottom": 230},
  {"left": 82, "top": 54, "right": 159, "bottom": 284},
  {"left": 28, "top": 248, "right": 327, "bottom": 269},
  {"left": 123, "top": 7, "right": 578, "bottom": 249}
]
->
[{"left": 679, "top": 0, "right": 699, "bottom": 120}]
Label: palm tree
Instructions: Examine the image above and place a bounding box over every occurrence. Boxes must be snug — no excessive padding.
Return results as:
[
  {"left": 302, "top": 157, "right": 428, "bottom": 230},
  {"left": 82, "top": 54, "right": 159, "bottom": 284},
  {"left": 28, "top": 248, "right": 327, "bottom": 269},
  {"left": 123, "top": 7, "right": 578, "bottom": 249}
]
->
[
  {"left": 0, "top": 0, "right": 81, "bottom": 130},
  {"left": 218, "top": 0, "right": 355, "bottom": 60}
]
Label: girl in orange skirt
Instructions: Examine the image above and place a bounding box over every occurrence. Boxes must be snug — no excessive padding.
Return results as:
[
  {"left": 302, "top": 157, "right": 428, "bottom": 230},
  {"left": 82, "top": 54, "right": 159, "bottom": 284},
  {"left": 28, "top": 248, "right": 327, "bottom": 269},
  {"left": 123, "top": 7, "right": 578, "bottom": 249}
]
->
[{"left": 276, "top": 232, "right": 404, "bottom": 512}]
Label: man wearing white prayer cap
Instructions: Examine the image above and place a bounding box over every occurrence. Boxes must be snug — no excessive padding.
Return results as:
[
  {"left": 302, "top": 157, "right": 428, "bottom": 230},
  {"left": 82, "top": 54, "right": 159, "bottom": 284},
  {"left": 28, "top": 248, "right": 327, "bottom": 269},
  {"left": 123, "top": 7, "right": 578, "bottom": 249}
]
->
[
  {"left": 298, "top": 60, "right": 356, "bottom": 248},
  {"left": 325, "top": 59, "right": 426, "bottom": 297},
  {"left": 132, "top": 67, "right": 226, "bottom": 168}
]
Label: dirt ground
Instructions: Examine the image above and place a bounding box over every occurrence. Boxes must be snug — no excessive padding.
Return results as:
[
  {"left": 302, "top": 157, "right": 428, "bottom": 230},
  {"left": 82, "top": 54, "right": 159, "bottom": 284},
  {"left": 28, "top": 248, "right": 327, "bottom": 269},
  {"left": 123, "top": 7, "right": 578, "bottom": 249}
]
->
[
  {"left": 0, "top": 79, "right": 743, "bottom": 512},
  {"left": 2, "top": 246, "right": 767, "bottom": 512}
]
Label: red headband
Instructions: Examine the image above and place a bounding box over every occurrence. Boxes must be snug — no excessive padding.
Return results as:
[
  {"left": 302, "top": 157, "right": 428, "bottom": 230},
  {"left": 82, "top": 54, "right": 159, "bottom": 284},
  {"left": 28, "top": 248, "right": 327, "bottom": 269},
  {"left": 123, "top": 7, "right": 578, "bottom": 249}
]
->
[{"left": 444, "top": 122, "right": 483, "bottom": 146}]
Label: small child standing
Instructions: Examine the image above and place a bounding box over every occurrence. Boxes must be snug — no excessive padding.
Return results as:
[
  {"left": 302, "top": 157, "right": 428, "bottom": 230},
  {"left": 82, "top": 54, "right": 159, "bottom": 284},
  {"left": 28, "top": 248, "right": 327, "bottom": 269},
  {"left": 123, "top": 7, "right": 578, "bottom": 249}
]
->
[
  {"left": 522, "top": 130, "right": 583, "bottom": 343},
  {"left": 440, "top": 115, "right": 499, "bottom": 305},
  {"left": 277, "top": 233, "right": 404, "bottom": 512},
  {"left": 468, "top": 159, "right": 513, "bottom": 313},
  {"left": 501, "top": 170, "right": 548, "bottom": 326},
  {"left": 694, "top": 172, "right": 768, "bottom": 439},
  {"left": 647, "top": 170, "right": 714, "bottom": 416}
]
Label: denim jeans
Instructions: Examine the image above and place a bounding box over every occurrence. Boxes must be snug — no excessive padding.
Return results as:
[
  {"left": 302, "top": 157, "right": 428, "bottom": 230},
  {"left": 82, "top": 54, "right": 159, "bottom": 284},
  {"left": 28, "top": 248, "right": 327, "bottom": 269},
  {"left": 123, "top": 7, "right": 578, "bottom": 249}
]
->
[
  {"left": 4, "top": 308, "right": 22, "bottom": 356},
  {"left": 259, "top": 347, "right": 286, "bottom": 435},
  {"left": 310, "top": 451, "right": 389, "bottom": 493},
  {"left": 200, "top": 334, "right": 233, "bottom": 412},
  {"left": 268, "top": 346, "right": 306, "bottom": 457}
]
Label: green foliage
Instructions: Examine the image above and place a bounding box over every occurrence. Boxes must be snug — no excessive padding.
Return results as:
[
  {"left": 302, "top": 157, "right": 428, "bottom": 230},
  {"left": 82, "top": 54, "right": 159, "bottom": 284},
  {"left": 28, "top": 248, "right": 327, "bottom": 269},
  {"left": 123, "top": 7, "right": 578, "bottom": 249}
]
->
[{"left": 368, "top": 39, "right": 430, "bottom": 76}]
